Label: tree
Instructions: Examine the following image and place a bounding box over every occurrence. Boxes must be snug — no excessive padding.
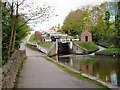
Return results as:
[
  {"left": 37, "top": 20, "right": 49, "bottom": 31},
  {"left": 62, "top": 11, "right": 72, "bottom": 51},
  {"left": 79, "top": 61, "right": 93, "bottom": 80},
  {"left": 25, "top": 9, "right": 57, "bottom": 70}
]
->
[
  {"left": 115, "top": 1, "right": 120, "bottom": 36},
  {"left": 0, "top": 2, "right": 1, "bottom": 38},
  {"left": 7, "top": 0, "right": 54, "bottom": 57},
  {"left": 104, "top": 11, "right": 110, "bottom": 40},
  {"left": 114, "top": 1, "right": 120, "bottom": 48},
  {"left": 15, "top": 17, "right": 31, "bottom": 49},
  {"left": 2, "top": 0, "right": 55, "bottom": 64},
  {"left": 2, "top": 1, "right": 11, "bottom": 64},
  {"left": 62, "top": 8, "right": 90, "bottom": 36}
]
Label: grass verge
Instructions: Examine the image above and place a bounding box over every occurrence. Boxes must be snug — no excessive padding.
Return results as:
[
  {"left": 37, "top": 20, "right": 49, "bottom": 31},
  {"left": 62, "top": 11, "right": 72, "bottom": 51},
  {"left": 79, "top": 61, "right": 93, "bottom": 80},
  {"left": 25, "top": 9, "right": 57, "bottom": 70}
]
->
[
  {"left": 29, "top": 34, "right": 36, "bottom": 43},
  {"left": 100, "top": 47, "right": 120, "bottom": 53},
  {"left": 14, "top": 57, "right": 26, "bottom": 88},
  {"left": 44, "top": 56, "right": 110, "bottom": 90}
]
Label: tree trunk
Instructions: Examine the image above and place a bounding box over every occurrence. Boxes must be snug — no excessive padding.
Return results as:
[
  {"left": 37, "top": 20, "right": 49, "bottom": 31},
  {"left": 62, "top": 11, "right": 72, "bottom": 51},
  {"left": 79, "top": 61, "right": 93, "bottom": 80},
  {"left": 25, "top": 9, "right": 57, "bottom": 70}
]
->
[
  {"left": 11, "top": 0, "right": 19, "bottom": 52},
  {"left": 8, "top": 1, "right": 14, "bottom": 58}
]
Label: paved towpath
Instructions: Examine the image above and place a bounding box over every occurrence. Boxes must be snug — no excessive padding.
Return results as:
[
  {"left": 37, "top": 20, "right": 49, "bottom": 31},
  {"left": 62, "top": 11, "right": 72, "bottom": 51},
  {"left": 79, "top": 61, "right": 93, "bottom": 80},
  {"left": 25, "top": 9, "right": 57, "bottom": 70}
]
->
[{"left": 18, "top": 44, "right": 99, "bottom": 88}]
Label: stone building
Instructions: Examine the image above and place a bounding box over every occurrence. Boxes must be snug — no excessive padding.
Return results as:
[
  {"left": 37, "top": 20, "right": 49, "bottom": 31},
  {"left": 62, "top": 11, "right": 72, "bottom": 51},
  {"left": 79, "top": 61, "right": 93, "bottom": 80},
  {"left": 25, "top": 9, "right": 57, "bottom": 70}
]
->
[
  {"left": 79, "top": 30, "right": 92, "bottom": 42},
  {"left": 35, "top": 31, "right": 42, "bottom": 41}
]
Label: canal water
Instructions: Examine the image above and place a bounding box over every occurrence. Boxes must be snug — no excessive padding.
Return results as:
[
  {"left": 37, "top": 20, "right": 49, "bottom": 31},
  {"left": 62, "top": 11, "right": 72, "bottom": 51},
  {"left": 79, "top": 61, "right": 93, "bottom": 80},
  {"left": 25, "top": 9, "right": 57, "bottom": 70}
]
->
[{"left": 51, "top": 53, "right": 120, "bottom": 87}]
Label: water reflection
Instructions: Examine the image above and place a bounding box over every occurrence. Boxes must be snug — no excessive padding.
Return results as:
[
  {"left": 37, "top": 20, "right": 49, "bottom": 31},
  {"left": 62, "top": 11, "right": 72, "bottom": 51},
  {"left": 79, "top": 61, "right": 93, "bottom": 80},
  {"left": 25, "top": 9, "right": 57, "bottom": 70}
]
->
[{"left": 51, "top": 55, "right": 120, "bottom": 86}]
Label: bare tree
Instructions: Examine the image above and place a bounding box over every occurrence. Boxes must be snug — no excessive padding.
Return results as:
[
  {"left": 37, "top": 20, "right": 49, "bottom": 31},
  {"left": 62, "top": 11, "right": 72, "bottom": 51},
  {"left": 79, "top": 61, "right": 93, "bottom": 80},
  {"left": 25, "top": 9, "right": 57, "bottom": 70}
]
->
[{"left": 5, "top": 0, "right": 56, "bottom": 58}]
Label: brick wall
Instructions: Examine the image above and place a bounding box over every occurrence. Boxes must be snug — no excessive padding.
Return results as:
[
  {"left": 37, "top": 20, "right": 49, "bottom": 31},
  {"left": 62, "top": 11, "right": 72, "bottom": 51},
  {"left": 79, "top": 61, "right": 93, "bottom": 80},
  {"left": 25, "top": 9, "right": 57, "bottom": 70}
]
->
[
  {"left": 2, "top": 50, "right": 26, "bottom": 89},
  {"left": 48, "top": 43, "right": 57, "bottom": 56},
  {"left": 79, "top": 30, "right": 92, "bottom": 42}
]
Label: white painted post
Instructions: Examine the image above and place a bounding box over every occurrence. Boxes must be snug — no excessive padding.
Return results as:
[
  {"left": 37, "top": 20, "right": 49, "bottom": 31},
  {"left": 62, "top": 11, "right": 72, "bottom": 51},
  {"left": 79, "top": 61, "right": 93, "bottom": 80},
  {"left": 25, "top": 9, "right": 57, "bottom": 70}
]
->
[
  {"left": 70, "top": 41, "right": 73, "bottom": 49},
  {"left": 56, "top": 39, "right": 58, "bottom": 55}
]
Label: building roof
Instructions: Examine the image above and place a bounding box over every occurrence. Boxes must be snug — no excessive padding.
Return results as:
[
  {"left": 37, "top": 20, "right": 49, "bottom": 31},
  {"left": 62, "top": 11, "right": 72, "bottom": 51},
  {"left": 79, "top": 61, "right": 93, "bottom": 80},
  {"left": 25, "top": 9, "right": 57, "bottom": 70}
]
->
[{"left": 80, "top": 30, "right": 91, "bottom": 35}]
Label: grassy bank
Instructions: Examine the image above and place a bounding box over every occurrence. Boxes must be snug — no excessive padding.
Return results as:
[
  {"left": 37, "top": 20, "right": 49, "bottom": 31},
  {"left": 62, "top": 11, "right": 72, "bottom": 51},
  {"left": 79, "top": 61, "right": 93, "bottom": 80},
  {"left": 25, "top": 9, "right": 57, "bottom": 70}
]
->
[
  {"left": 29, "top": 34, "right": 36, "bottom": 42},
  {"left": 100, "top": 47, "right": 120, "bottom": 53},
  {"left": 44, "top": 56, "right": 110, "bottom": 90},
  {"left": 29, "top": 34, "right": 53, "bottom": 49},
  {"left": 75, "top": 42, "right": 99, "bottom": 53},
  {"left": 38, "top": 42, "right": 53, "bottom": 49}
]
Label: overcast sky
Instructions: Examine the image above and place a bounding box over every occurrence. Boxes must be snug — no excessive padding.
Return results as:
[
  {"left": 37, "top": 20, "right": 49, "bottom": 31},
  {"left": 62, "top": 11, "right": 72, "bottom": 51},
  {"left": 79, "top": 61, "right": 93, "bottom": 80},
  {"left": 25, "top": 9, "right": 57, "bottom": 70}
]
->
[
  {"left": 8, "top": 0, "right": 114, "bottom": 31},
  {"left": 32, "top": 0, "right": 111, "bottom": 31}
]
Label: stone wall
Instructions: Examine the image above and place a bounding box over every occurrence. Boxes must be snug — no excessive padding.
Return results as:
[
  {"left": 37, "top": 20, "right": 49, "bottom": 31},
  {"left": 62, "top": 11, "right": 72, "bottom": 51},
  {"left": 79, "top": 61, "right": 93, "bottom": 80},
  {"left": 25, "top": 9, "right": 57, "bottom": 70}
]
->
[
  {"left": 48, "top": 42, "right": 88, "bottom": 56},
  {"left": 2, "top": 50, "right": 26, "bottom": 88},
  {"left": 71, "top": 43, "right": 87, "bottom": 54},
  {"left": 48, "top": 43, "right": 57, "bottom": 56}
]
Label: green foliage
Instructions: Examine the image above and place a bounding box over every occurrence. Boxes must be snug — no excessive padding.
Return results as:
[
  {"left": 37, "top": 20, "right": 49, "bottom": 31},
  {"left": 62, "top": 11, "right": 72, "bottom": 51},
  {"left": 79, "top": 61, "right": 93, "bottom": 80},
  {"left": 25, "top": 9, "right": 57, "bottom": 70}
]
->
[
  {"left": 62, "top": 2, "right": 119, "bottom": 48},
  {"left": 2, "top": 1, "right": 31, "bottom": 65},
  {"left": 15, "top": 17, "right": 31, "bottom": 49},
  {"left": 115, "top": 1, "right": 120, "bottom": 48},
  {"left": 104, "top": 11, "right": 110, "bottom": 39},
  {"left": 114, "top": 36, "right": 120, "bottom": 48},
  {"left": 75, "top": 42, "right": 99, "bottom": 52},
  {"left": 62, "top": 9, "right": 90, "bottom": 36},
  {"left": 2, "top": 1, "right": 11, "bottom": 64}
]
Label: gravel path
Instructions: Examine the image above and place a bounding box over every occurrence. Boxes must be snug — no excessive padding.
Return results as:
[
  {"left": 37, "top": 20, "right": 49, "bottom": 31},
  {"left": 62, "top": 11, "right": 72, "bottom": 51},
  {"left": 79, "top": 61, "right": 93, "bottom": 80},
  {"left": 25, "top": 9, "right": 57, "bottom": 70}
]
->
[{"left": 18, "top": 45, "right": 99, "bottom": 88}]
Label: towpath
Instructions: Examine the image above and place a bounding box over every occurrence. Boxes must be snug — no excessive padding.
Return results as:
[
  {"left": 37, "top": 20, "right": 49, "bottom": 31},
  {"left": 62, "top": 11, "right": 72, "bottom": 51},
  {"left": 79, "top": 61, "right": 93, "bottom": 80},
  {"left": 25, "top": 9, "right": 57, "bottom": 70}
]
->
[{"left": 18, "top": 43, "right": 99, "bottom": 88}]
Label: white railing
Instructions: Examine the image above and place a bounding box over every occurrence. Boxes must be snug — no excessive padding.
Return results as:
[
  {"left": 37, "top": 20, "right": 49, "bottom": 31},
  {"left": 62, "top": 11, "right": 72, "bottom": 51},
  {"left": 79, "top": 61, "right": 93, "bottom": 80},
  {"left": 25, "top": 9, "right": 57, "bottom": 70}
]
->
[
  {"left": 27, "top": 42, "right": 48, "bottom": 54},
  {"left": 60, "top": 39, "right": 70, "bottom": 43},
  {"left": 36, "top": 44, "right": 48, "bottom": 54}
]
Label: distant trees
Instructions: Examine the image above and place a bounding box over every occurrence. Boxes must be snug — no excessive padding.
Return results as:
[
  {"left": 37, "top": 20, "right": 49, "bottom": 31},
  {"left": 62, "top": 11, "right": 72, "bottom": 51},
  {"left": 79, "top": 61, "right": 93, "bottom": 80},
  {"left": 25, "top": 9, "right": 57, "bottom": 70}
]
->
[
  {"left": 104, "top": 11, "right": 110, "bottom": 39},
  {"left": 62, "top": 9, "right": 90, "bottom": 36},
  {"left": 62, "top": 2, "right": 119, "bottom": 47},
  {"left": 115, "top": 1, "right": 120, "bottom": 48}
]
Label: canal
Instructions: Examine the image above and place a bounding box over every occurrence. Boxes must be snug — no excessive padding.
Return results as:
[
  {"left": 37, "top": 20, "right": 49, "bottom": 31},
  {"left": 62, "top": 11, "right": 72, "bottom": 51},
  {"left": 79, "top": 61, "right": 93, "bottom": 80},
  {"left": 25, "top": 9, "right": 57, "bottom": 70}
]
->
[{"left": 51, "top": 50, "right": 120, "bottom": 87}]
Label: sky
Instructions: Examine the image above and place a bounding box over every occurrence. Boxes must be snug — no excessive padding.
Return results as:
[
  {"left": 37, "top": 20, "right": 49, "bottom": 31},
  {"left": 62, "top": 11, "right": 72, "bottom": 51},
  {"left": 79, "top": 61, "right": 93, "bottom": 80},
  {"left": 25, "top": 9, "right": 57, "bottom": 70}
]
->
[{"left": 32, "top": 0, "right": 110, "bottom": 31}]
